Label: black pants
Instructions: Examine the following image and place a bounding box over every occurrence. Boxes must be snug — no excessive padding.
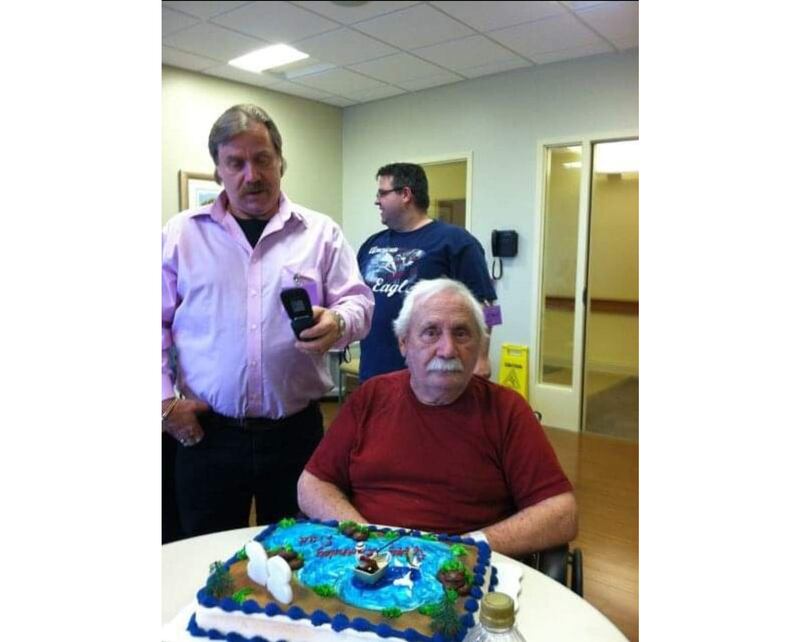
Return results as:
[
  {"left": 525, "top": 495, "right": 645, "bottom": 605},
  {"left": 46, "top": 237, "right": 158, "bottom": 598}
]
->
[
  {"left": 162, "top": 431, "right": 185, "bottom": 543},
  {"left": 174, "top": 402, "right": 323, "bottom": 537}
]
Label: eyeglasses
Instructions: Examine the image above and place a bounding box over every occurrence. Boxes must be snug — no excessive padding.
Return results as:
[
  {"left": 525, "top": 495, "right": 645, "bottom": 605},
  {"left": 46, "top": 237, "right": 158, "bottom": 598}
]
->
[{"left": 375, "top": 187, "right": 404, "bottom": 199}]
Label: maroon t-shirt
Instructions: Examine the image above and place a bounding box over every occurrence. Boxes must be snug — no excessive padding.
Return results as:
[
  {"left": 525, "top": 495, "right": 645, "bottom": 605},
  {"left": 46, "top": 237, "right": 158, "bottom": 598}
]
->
[{"left": 305, "top": 371, "right": 573, "bottom": 534}]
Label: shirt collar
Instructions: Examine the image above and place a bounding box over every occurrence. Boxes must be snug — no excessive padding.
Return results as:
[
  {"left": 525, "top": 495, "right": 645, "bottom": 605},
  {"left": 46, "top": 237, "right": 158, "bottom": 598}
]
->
[{"left": 191, "top": 191, "right": 309, "bottom": 229}]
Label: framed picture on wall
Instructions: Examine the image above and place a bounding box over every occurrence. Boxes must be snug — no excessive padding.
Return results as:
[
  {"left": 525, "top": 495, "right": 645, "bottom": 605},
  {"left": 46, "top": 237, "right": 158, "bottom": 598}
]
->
[{"left": 179, "top": 171, "right": 222, "bottom": 210}]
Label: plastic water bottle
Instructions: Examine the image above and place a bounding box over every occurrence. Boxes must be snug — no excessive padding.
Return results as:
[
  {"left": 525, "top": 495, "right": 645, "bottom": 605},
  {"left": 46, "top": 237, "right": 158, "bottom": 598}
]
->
[{"left": 465, "top": 592, "right": 526, "bottom": 642}]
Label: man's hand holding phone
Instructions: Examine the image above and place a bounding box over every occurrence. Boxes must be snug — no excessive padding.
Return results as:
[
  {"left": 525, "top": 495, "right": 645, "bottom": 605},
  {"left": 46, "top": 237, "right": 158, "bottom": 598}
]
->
[
  {"left": 281, "top": 287, "right": 344, "bottom": 354},
  {"left": 295, "top": 307, "right": 342, "bottom": 354}
]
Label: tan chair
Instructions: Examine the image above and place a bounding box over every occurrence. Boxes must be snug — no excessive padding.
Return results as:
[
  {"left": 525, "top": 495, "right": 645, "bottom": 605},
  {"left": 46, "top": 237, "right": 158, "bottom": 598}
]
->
[{"left": 338, "top": 358, "right": 360, "bottom": 404}]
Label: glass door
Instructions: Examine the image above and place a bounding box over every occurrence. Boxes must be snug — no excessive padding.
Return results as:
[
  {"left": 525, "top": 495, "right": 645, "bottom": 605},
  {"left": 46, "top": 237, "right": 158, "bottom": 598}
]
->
[
  {"left": 582, "top": 140, "right": 639, "bottom": 440},
  {"left": 533, "top": 143, "right": 592, "bottom": 430},
  {"left": 533, "top": 136, "right": 638, "bottom": 432}
]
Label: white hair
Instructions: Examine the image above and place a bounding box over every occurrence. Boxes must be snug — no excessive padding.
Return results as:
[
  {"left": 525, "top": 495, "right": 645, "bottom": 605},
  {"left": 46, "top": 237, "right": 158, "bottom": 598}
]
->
[{"left": 393, "top": 278, "right": 488, "bottom": 340}]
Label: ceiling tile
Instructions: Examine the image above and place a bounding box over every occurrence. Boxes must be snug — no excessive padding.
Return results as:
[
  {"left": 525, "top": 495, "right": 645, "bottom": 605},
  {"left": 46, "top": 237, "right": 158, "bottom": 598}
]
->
[
  {"left": 291, "top": 1, "right": 420, "bottom": 24},
  {"left": 343, "top": 85, "right": 406, "bottom": 102},
  {"left": 210, "top": 2, "right": 339, "bottom": 43},
  {"left": 395, "top": 72, "right": 463, "bottom": 91},
  {"left": 530, "top": 41, "right": 614, "bottom": 65},
  {"left": 162, "top": 7, "right": 200, "bottom": 37},
  {"left": 161, "top": 0, "right": 638, "bottom": 106},
  {"left": 351, "top": 4, "right": 475, "bottom": 50},
  {"left": 163, "top": 22, "right": 265, "bottom": 62},
  {"left": 162, "top": 1, "right": 250, "bottom": 20},
  {"left": 564, "top": 1, "right": 607, "bottom": 10},
  {"left": 294, "top": 28, "right": 399, "bottom": 66},
  {"left": 268, "top": 81, "right": 336, "bottom": 101},
  {"left": 615, "top": 38, "right": 638, "bottom": 51},
  {"left": 430, "top": 1, "right": 566, "bottom": 32},
  {"left": 348, "top": 53, "right": 447, "bottom": 83},
  {"left": 489, "top": 12, "right": 605, "bottom": 57},
  {"left": 413, "top": 35, "right": 526, "bottom": 71},
  {"left": 293, "top": 68, "right": 387, "bottom": 95},
  {"left": 574, "top": 0, "right": 638, "bottom": 48},
  {"left": 459, "top": 58, "right": 532, "bottom": 79},
  {"left": 202, "top": 64, "right": 286, "bottom": 88},
  {"left": 162, "top": 46, "right": 218, "bottom": 71},
  {"left": 276, "top": 58, "right": 337, "bottom": 80},
  {"left": 318, "top": 96, "right": 358, "bottom": 108}
]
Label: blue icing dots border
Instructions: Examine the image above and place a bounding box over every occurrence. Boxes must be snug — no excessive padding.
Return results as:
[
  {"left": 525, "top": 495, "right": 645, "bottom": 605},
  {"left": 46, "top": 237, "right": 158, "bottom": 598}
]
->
[
  {"left": 352, "top": 617, "right": 372, "bottom": 631},
  {"left": 331, "top": 614, "right": 350, "bottom": 631},
  {"left": 310, "top": 610, "right": 331, "bottom": 626},
  {"left": 193, "top": 519, "right": 495, "bottom": 642}
]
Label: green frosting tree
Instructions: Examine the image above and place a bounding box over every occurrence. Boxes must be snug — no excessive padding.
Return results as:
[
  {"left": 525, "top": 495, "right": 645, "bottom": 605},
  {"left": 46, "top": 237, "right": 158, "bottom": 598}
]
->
[
  {"left": 312, "top": 584, "right": 338, "bottom": 598},
  {"left": 231, "top": 587, "right": 254, "bottom": 604},
  {"left": 205, "top": 561, "right": 234, "bottom": 599},
  {"left": 429, "top": 590, "right": 462, "bottom": 639},
  {"left": 450, "top": 544, "right": 467, "bottom": 557}
]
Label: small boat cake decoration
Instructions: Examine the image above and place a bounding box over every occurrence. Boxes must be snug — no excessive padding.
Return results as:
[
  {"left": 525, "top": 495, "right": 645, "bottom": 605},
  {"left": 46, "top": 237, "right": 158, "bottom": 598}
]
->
[{"left": 353, "top": 551, "right": 392, "bottom": 584}]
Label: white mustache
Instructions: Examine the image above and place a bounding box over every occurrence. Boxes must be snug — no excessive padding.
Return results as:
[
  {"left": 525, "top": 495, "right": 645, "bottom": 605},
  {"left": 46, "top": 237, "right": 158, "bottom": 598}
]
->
[{"left": 427, "top": 357, "right": 464, "bottom": 372}]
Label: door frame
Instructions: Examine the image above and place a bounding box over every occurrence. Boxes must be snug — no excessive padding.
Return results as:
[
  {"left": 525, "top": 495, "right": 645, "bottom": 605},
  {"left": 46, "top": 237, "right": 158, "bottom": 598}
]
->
[{"left": 531, "top": 130, "right": 638, "bottom": 431}]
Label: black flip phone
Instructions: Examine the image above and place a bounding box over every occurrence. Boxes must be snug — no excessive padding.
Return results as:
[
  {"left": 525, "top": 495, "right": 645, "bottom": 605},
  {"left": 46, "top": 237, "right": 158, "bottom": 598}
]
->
[{"left": 280, "top": 287, "right": 316, "bottom": 340}]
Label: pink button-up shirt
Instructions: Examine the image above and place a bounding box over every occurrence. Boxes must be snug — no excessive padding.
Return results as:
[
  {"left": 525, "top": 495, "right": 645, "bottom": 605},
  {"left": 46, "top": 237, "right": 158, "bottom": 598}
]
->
[{"left": 162, "top": 192, "right": 374, "bottom": 418}]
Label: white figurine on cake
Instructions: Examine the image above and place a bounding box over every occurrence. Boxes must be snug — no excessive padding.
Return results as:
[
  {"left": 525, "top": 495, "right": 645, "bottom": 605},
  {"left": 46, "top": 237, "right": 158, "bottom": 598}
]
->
[{"left": 244, "top": 541, "right": 294, "bottom": 604}]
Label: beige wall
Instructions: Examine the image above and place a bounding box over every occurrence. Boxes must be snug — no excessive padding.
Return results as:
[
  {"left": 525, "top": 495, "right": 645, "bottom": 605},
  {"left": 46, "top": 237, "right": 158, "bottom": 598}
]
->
[
  {"left": 589, "top": 173, "right": 639, "bottom": 300},
  {"left": 585, "top": 172, "right": 638, "bottom": 374},
  {"left": 423, "top": 161, "right": 467, "bottom": 222},
  {"left": 587, "top": 311, "right": 638, "bottom": 374},
  {"left": 425, "top": 161, "right": 467, "bottom": 201},
  {"left": 162, "top": 66, "right": 343, "bottom": 225}
]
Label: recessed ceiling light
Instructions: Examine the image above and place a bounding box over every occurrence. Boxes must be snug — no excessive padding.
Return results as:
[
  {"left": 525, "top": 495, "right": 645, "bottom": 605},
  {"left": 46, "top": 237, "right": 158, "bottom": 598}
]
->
[{"left": 229, "top": 45, "right": 309, "bottom": 73}]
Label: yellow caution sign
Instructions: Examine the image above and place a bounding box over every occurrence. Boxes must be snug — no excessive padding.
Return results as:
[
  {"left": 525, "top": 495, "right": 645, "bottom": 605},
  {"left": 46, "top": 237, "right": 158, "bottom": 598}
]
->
[{"left": 499, "top": 343, "right": 529, "bottom": 401}]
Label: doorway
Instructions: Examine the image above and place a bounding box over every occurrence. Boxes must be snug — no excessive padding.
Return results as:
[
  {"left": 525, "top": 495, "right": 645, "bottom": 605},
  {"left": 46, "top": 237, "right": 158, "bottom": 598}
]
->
[
  {"left": 533, "top": 137, "right": 638, "bottom": 437},
  {"left": 419, "top": 157, "right": 469, "bottom": 229},
  {"left": 583, "top": 141, "right": 638, "bottom": 439}
]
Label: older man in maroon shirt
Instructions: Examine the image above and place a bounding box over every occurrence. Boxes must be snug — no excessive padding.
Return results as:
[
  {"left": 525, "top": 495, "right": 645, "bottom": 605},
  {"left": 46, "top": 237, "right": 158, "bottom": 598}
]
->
[{"left": 298, "top": 278, "right": 576, "bottom": 558}]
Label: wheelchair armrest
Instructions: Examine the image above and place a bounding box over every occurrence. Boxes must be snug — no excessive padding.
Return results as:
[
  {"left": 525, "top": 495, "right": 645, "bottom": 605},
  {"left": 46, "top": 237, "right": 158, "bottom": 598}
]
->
[
  {"left": 531, "top": 544, "right": 569, "bottom": 585},
  {"left": 522, "top": 544, "right": 582, "bottom": 597}
]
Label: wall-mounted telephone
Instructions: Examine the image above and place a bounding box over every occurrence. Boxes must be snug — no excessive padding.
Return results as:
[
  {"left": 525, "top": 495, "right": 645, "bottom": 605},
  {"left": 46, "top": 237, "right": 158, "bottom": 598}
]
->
[
  {"left": 490, "top": 230, "right": 518, "bottom": 279},
  {"left": 491, "top": 230, "right": 518, "bottom": 257}
]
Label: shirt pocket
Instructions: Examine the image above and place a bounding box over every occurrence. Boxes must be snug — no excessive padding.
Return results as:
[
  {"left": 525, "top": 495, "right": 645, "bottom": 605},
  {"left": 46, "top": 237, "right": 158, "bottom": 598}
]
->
[{"left": 280, "top": 266, "right": 323, "bottom": 307}]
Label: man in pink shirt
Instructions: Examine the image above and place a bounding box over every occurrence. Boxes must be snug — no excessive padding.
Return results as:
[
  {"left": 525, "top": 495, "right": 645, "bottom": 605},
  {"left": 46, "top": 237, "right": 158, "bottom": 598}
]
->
[{"left": 162, "top": 104, "right": 374, "bottom": 538}]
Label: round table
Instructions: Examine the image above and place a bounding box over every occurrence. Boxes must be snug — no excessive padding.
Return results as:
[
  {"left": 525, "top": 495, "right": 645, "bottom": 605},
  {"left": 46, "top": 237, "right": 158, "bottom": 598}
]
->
[{"left": 162, "top": 527, "right": 628, "bottom": 642}]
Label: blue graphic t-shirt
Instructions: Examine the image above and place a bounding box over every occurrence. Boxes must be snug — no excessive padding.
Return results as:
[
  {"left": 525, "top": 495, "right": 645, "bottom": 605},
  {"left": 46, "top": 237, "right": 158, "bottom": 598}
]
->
[{"left": 357, "top": 220, "right": 497, "bottom": 381}]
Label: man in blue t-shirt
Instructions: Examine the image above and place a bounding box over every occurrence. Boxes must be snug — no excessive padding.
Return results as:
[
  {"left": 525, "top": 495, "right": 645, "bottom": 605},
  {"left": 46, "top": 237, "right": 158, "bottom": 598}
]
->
[{"left": 357, "top": 162, "right": 497, "bottom": 381}]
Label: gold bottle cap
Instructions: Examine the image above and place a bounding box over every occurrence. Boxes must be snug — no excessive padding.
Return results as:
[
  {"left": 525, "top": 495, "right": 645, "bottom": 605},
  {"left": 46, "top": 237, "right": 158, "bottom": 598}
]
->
[{"left": 479, "top": 592, "right": 515, "bottom": 629}]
